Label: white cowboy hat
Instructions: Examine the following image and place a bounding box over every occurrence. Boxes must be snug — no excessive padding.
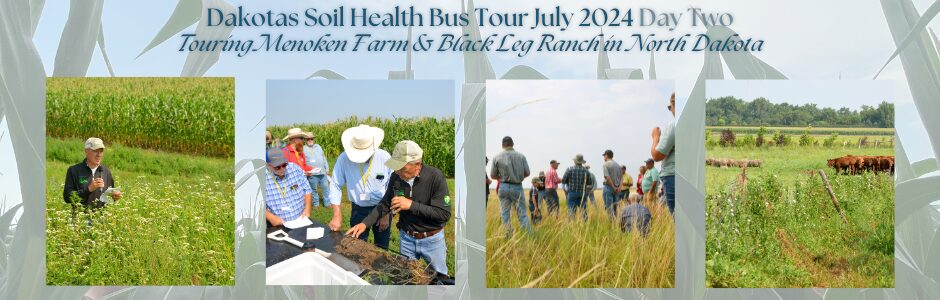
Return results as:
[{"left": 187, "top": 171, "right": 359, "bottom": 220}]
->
[
  {"left": 282, "top": 128, "right": 311, "bottom": 141},
  {"left": 341, "top": 125, "right": 385, "bottom": 163}
]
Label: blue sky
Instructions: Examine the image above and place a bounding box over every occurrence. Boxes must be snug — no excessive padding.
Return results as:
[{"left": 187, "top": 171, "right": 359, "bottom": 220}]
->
[{"left": 266, "top": 80, "right": 454, "bottom": 126}]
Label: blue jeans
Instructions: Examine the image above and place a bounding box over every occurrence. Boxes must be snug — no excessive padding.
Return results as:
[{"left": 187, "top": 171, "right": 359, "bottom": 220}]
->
[
  {"left": 587, "top": 189, "right": 596, "bottom": 204},
  {"left": 544, "top": 189, "right": 560, "bottom": 214},
  {"left": 400, "top": 230, "right": 448, "bottom": 276},
  {"left": 307, "top": 174, "right": 330, "bottom": 207},
  {"left": 602, "top": 186, "right": 619, "bottom": 217},
  {"left": 497, "top": 183, "right": 532, "bottom": 235},
  {"left": 662, "top": 175, "right": 675, "bottom": 215},
  {"left": 566, "top": 191, "right": 587, "bottom": 220},
  {"left": 350, "top": 203, "right": 391, "bottom": 249}
]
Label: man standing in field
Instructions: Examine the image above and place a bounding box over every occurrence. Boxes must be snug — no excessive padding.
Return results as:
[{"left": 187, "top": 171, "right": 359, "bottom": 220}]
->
[
  {"left": 642, "top": 159, "right": 660, "bottom": 206},
  {"left": 652, "top": 93, "right": 677, "bottom": 215},
  {"left": 620, "top": 166, "right": 633, "bottom": 201},
  {"left": 63, "top": 137, "right": 123, "bottom": 211},
  {"left": 529, "top": 171, "right": 545, "bottom": 225},
  {"left": 584, "top": 164, "right": 597, "bottom": 205},
  {"left": 303, "top": 131, "right": 330, "bottom": 207},
  {"left": 347, "top": 141, "right": 452, "bottom": 276},
  {"left": 264, "top": 148, "right": 312, "bottom": 226},
  {"left": 601, "top": 150, "right": 623, "bottom": 218},
  {"left": 562, "top": 154, "right": 594, "bottom": 221},
  {"left": 543, "top": 160, "right": 562, "bottom": 215},
  {"left": 636, "top": 165, "right": 647, "bottom": 203},
  {"left": 490, "top": 136, "right": 532, "bottom": 235},
  {"left": 328, "top": 125, "right": 393, "bottom": 249}
]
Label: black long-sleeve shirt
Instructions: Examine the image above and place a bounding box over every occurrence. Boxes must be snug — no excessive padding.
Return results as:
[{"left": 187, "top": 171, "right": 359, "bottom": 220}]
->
[
  {"left": 361, "top": 165, "right": 451, "bottom": 233},
  {"left": 63, "top": 159, "right": 115, "bottom": 209}
]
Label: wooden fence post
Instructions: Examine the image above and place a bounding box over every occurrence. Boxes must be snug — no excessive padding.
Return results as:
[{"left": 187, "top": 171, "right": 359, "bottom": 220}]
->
[{"left": 818, "top": 169, "right": 848, "bottom": 224}]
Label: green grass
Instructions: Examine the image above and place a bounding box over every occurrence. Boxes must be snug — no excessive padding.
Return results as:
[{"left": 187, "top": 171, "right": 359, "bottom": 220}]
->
[
  {"left": 486, "top": 189, "right": 674, "bottom": 288},
  {"left": 46, "top": 77, "right": 235, "bottom": 158},
  {"left": 308, "top": 179, "right": 456, "bottom": 276},
  {"left": 705, "top": 146, "right": 894, "bottom": 288},
  {"left": 45, "top": 138, "right": 235, "bottom": 285}
]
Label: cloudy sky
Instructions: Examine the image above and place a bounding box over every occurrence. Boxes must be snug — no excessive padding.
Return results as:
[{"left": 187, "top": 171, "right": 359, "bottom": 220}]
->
[{"left": 486, "top": 80, "right": 674, "bottom": 188}]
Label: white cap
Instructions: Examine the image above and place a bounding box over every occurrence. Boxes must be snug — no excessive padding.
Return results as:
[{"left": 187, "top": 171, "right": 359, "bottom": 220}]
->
[{"left": 84, "top": 137, "right": 105, "bottom": 150}]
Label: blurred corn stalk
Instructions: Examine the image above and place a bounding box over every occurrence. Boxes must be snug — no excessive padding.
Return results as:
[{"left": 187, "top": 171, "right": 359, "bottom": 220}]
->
[{"left": 877, "top": 1, "right": 940, "bottom": 299}]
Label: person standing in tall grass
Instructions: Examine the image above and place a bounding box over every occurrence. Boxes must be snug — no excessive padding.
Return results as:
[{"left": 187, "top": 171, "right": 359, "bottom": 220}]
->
[
  {"left": 543, "top": 160, "right": 562, "bottom": 214},
  {"left": 562, "top": 154, "right": 595, "bottom": 221},
  {"left": 63, "top": 137, "right": 123, "bottom": 212},
  {"left": 490, "top": 136, "right": 532, "bottom": 235},
  {"left": 641, "top": 159, "right": 660, "bottom": 206},
  {"left": 652, "top": 93, "right": 677, "bottom": 215},
  {"left": 601, "top": 150, "right": 623, "bottom": 218}
]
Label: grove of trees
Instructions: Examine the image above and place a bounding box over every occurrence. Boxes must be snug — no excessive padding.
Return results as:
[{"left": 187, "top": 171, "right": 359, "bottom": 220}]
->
[{"left": 705, "top": 96, "right": 894, "bottom": 128}]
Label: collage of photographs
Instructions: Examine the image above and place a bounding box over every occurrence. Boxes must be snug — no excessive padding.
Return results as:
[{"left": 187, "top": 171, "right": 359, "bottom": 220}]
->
[{"left": 41, "top": 78, "right": 894, "bottom": 290}]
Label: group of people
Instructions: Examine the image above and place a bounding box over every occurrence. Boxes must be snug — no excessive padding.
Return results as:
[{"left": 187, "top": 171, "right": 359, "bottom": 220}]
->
[
  {"left": 264, "top": 124, "right": 451, "bottom": 276},
  {"left": 487, "top": 93, "right": 677, "bottom": 236}
]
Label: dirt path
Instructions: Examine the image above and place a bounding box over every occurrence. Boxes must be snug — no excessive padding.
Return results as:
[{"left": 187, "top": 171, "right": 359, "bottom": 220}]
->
[{"left": 774, "top": 228, "right": 848, "bottom": 287}]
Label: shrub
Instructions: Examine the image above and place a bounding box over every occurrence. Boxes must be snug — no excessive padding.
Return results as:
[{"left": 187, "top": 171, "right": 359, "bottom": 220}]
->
[{"left": 720, "top": 128, "right": 736, "bottom": 147}]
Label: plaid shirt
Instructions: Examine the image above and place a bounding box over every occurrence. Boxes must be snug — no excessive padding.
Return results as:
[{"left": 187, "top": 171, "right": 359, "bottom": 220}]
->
[
  {"left": 562, "top": 165, "right": 594, "bottom": 194},
  {"left": 265, "top": 163, "right": 313, "bottom": 221}
]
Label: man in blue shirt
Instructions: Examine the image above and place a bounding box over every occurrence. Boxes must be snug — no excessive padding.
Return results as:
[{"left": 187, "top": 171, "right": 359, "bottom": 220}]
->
[
  {"left": 303, "top": 131, "right": 331, "bottom": 207},
  {"left": 328, "top": 125, "right": 393, "bottom": 249},
  {"left": 652, "top": 93, "right": 677, "bottom": 215},
  {"left": 265, "top": 148, "right": 312, "bottom": 226}
]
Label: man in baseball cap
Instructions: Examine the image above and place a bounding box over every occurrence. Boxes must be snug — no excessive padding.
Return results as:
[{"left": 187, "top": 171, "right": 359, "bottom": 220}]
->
[
  {"left": 264, "top": 148, "right": 313, "bottom": 227},
  {"left": 63, "top": 137, "right": 122, "bottom": 214},
  {"left": 348, "top": 140, "right": 452, "bottom": 276},
  {"left": 329, "top": 125, "right": 393, "bottom": 249}
]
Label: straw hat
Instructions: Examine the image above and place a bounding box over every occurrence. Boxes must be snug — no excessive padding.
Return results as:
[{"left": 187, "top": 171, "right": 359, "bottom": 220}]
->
[
  {"left": 282, "top": 128, "right": 311, "bottom": 140},
  {"left": 341, "top": 125, "right": 385, "bottom": 163}
]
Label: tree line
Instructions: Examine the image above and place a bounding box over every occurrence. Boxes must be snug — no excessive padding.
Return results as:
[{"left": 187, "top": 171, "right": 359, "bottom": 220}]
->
[{"left": 706, "top": 96, "right": 894, "bottom": 128}]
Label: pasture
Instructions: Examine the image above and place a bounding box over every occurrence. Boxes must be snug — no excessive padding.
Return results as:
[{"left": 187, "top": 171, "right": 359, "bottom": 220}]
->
[
  {"left": 485, "top": 189, "right": 675, "bottom": 288},
  {"left": 705, "top": 134, "right": 894, "bottom": 287}
]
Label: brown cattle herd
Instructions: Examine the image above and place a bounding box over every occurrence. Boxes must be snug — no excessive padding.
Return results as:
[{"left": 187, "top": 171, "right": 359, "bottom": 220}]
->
[{"left": 827, "top": 155, "right": 894, "bottom": 175}]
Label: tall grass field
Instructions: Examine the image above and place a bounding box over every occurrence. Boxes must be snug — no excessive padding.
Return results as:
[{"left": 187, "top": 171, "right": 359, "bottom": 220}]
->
[
  {"left": 45, "top": 78, "right": 235, "bottom": 285},
  {"left": 705, "top": 128, "right": 894, "bottom": 288},
  {"left": 486, "top": 189, "right": 675, "bottom": 288}
]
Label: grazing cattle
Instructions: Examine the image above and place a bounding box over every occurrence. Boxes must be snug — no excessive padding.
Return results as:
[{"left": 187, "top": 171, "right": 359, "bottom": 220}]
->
[{"left": 828, "top": 155, "right": 895, "bottom": 175}]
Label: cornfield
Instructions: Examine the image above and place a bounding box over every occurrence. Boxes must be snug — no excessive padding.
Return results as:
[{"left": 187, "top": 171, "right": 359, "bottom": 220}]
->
[
  {"left": 269, "top": 116, "right": 455, "bottom": 177},
  {"left": 46, "top": 77, "right": 235, "bottom": 158}
]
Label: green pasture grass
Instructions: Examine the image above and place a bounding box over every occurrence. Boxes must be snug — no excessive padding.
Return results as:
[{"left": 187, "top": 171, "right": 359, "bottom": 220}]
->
[{"left": 705, "top": 146, "right": 894, "bottom": 287}]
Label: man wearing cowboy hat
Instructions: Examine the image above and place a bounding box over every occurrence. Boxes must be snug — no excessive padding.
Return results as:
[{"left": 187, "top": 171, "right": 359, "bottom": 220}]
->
[
  {"left": 265, "top": 148, "right": 313, "bottom": 226},
  {"left": 281, "top": 128, "right": 314, "bottom": 175},
  {"left": 63, "top": 137, "right": 123, "bottom": 210},
  {"left": 328, "top": 125, "right": 393, "bottom": 249},
  {"left": 347, "top": 140, "right": 452, "bottom": 275},
  {"left": 561, "top": 154, "right": 594, "bottom": 220}
]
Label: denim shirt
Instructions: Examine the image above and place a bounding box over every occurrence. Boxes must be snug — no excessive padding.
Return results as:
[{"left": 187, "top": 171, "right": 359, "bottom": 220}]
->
[{"left": 303, "top": 144, "right": 330, "bottom": 176}]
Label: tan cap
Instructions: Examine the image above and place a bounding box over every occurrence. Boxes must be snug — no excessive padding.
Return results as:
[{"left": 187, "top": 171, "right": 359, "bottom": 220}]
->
[
  {"left": 385, "top": 140, "right": 423, "bottom": 171},
  {"left": 84, "top": 137, "right": 105, "bottom": 150}
]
